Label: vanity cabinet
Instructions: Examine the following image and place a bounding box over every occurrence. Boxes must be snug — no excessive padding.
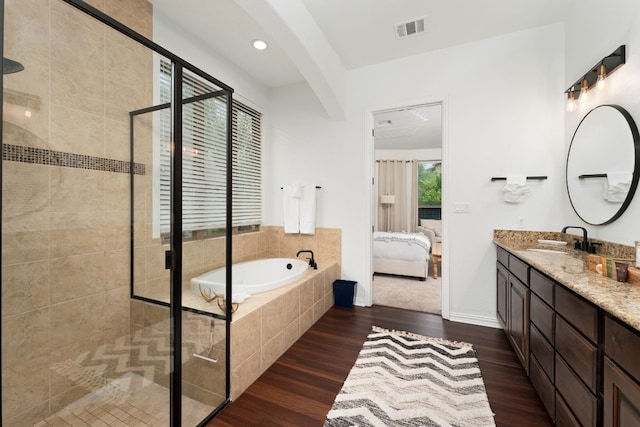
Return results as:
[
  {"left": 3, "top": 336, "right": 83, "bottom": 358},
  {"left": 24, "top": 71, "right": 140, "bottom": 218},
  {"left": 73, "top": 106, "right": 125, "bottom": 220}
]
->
[
  {"left": 496, "top": 247, "right": 530, "bottom": 373},
  {"left": 496, "top": 247, "right": 606, "bottom": 425},
  {"left": 497, "top": 244, "right": 640, "bottom": 427},
  {"left": 603, "top": 316, "right": 640, "bottom": 427}
]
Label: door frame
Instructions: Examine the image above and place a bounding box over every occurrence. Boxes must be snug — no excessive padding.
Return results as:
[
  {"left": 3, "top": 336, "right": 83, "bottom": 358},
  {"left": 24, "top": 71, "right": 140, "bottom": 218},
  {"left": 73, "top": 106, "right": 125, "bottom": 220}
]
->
[{"left": 364, "top": 96, "right": 450, "bottom": 320}]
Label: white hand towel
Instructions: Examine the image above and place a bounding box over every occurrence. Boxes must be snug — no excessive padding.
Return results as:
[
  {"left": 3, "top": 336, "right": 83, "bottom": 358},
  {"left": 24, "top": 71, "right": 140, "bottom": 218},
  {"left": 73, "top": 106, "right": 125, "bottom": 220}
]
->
[
  {"left": 604, "top": 171, "right": 632, "bottom": 203},
  {"left": 503, "top": 175, "right": 531, "bottom": 203},
  {"left": 282, "top": 185, "right": 300, "bottom": 233},
  {"left": 299, "top": 185, "right": 317, "bottom": 235}
]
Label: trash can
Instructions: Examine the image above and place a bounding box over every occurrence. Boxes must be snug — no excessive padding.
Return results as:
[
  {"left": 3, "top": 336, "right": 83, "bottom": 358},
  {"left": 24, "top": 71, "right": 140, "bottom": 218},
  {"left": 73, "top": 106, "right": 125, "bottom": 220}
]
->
[{"left": 333, "top": 280, "right": 356, "bottom": 308}]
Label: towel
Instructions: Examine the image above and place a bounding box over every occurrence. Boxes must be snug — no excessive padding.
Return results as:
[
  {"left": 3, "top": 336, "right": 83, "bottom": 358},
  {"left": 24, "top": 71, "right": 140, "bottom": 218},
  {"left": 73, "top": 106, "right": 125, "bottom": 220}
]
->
[
  {"left": 604, "top": 171, "right": 632, "bottom": 203},
  {"left": 503, "top": 175, "right": 531, "bottom": 203},
  {"left": 299, "top": 185, "right": 317, "bottom": 235},
  {"left": 283, "top": 184, "right": 302, "bottom": 233}
]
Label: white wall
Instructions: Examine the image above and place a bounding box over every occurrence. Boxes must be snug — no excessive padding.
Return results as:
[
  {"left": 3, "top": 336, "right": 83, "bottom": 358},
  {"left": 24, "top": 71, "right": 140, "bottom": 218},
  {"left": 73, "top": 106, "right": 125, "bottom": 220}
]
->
[
  {"left": 264, "top": 82, "right": 359, "bottom": 271},
  {"left": 563, "top": 0, "right": 640, "bottom": 245},
  {"left": 267, "top": 23, "right": 566, "bottom": 325}
]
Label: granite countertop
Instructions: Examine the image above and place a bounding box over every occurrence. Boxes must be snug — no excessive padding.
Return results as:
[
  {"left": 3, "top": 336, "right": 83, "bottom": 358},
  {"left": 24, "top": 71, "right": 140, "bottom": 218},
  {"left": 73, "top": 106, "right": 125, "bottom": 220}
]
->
[{"left": 494, "top": 231, "right": 640, "bottom": 333}]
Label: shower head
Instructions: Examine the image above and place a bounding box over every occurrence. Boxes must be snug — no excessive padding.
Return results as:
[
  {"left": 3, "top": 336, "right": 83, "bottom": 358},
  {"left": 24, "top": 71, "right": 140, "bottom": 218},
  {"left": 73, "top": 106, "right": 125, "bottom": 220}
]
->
[{"left": 3, "top": 57, "right": 24, "bottom": 74}]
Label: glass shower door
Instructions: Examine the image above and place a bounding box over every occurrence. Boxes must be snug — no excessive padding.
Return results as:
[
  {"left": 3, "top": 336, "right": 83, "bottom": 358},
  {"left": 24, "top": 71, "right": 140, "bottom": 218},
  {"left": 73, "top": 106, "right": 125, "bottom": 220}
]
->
[
  {"left": 130, "top": 60, "right": 232, "bottom": 425},
  {"left": 179, "top": 67, "right": 231, "bottom": 425}
]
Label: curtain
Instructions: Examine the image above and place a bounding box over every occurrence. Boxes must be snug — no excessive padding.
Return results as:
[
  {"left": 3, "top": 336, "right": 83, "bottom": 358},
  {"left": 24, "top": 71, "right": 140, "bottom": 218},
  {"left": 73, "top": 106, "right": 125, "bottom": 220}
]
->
[
  {"left": 409, "top": 160, "right": 418, "bottom": 232},
  {"left": 376, "top": 160, "right": 418, "bottom": 232}
]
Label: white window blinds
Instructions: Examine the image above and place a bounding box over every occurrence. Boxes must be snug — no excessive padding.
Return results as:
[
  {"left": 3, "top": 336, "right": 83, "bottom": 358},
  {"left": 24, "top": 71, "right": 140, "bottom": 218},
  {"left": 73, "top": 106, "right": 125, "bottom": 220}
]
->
[{"left": 155, "top": 61, "right": 262, "bottom": 236}]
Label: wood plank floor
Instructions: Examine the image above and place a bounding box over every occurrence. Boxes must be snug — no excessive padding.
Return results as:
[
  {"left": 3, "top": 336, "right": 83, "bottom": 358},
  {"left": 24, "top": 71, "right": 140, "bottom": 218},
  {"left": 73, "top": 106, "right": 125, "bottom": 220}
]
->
[{"left": 208, "top": 305, "right": 553, "bottom": 427}]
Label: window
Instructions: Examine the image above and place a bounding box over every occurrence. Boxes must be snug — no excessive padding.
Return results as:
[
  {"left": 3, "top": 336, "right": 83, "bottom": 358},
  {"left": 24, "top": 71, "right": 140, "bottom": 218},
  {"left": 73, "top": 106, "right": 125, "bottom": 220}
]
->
[
  {"left": 153, "top": 61, "right": 262, "bottom": 238},
  {"left": 418, "top": 162, "right": 441, "bottom": 220}
]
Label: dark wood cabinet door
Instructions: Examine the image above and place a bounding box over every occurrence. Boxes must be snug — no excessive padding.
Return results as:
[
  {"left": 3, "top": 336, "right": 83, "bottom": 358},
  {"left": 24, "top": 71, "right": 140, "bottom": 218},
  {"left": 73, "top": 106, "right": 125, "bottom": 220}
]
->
[
  {"left": 508, "top": 275, "right": 530, "bottom": 373},
  {"left": 497, "top": 262, "right": 508, "bottom": 329},
  {"left": 604, "top": 357, "right": 640, "bottom": 427}
]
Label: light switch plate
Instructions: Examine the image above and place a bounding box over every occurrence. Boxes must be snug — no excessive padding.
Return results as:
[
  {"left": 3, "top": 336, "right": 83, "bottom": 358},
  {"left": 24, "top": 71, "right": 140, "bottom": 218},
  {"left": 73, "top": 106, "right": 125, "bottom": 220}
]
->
[{"left": 453, "top": 203, "right": 470, "bottom": 214}]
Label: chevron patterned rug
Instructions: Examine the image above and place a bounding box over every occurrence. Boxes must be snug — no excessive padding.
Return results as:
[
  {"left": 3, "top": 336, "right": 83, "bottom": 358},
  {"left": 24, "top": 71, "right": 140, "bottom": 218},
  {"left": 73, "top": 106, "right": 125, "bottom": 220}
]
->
[{"left": 324, "top": 326, "right": 496, "bottom": 426}]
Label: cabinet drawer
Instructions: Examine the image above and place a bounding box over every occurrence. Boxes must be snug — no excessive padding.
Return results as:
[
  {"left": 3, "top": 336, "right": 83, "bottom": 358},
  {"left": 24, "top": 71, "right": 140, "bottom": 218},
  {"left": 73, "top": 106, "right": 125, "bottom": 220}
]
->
[
  {"left": 530, "top": 355, "right": 555, "bottom": 419},
  {"left": 530, "top": 324, "right": 554, "bottom": 380},
  {"left": 556, "top": 285, "right": 598, "bottom": 343},
  {"left": 555, "top": 391, "right": 581, "bottom": 427},
  {"left": 530, "top": 269, "right": 554, "bottom": 306},
  {"left": 509, "top": 255, "right": 529, "bottom": 285},
  {"left": 555, "top": 354, "right": 597, "bottom": 427},
  {"left": 531, "top": 293, "right": 554, "bottom": 344},
  {"left": 556, "top": 316, "right": 598, "bottom": 392},
  {"left": 605, "top": 315, "right": 640, "bottom": 381},
  {"left": 497, "top": 246, "right": 509, "bottom": 267}
]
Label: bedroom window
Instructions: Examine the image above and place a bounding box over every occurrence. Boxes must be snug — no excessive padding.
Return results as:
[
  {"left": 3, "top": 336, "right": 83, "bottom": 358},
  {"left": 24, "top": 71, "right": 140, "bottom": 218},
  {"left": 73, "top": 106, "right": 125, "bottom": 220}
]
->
[
  {"left": 153, "top": 60, "right": 262, "bottom": 240},
  {"left": 418, "top": 162, "right": 441, "bottom": 220}
]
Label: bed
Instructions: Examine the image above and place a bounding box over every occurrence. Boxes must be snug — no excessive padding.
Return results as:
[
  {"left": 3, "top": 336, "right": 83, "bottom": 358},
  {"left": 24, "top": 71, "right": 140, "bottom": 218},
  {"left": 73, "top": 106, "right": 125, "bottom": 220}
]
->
[{"left": 373, "top": 231, "right": 431, "bottom": 280}]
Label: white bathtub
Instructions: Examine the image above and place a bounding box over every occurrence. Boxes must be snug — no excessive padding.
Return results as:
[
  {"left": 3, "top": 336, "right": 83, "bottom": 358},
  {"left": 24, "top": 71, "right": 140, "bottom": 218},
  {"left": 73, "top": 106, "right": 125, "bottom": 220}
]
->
[{"left": 190, "top": 258, "right": 309, "bottom": 297}]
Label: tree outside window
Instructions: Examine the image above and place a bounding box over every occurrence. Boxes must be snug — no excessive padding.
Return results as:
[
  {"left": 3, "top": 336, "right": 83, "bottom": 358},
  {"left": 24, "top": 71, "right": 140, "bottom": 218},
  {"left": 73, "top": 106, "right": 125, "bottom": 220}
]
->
[{"left": 418, "top": 162, "right": 441, "bottom": 220}]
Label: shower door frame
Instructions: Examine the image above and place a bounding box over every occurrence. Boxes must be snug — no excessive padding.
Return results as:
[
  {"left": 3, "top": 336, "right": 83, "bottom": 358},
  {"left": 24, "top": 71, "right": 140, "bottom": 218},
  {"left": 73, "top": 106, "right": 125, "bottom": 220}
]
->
[{"left": 0, "top": 0, "right": 235, "bottom": 425}]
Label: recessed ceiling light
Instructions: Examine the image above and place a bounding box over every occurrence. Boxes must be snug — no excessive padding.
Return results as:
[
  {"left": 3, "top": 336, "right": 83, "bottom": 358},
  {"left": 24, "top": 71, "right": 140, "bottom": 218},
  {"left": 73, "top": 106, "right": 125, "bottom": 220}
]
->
[{"left": 252, "top": 39, "right": 268, "bottom": 50}]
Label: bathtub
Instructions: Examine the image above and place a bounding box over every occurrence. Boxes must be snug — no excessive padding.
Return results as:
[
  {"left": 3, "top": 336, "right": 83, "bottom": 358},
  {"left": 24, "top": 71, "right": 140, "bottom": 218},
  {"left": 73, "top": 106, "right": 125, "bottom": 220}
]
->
[{"left": 190, "top": 258, "right": 309, "bottom": 297}]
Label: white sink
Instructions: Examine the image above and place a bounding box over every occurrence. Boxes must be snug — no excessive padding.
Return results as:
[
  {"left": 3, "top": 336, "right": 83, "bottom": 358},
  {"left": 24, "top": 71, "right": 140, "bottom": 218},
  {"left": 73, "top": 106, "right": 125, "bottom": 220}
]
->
[{"left": 526, "top": 248, "right": 566, "bottom": 255}]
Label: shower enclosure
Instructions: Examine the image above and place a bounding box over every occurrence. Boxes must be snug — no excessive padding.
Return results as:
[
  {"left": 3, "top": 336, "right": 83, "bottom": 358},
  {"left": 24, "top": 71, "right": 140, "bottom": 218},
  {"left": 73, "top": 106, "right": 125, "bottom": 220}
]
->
[{"left": 2, "top": 0, "right": 233, "bottom": 425}]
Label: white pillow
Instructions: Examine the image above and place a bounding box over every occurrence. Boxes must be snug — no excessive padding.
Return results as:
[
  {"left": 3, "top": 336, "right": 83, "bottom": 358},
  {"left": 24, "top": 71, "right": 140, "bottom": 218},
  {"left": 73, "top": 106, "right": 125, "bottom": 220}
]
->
[{"left": 420, "top": 219, "right": 442, "bottom": 237}]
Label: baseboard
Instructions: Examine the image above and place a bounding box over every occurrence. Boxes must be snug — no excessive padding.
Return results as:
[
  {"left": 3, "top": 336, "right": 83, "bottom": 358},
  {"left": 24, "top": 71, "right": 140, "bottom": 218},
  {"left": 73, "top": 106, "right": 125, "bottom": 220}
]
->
[
  {"left": 354, "top": 297, "right": 368, "bottom": 307},
  {"left": 448, "top": 312, "right": 502, "bottom": 329}
]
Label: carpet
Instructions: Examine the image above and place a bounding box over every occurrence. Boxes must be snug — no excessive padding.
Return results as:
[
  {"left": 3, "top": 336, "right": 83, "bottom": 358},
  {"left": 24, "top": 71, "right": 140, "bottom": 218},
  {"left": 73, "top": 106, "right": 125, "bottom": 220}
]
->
[
  {"left": 373, "top": 274, "right": 442, "bottom": 315},
  {"left": 324, "top": 326, "right": 495, "bottom": 427}
]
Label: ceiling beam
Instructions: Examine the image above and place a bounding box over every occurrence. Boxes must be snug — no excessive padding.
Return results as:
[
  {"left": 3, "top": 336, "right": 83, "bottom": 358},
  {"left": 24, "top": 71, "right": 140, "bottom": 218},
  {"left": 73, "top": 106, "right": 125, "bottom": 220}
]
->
[{"left": 233, "top": 0, "right": 346, "bottom": 120}]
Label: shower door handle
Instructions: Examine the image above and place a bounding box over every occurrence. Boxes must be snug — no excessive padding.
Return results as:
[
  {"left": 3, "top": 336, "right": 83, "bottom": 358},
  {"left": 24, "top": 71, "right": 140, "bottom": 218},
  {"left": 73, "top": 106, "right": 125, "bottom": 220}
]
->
[{"left": 165, "top": 250, "right": 174, "bottom": 270}]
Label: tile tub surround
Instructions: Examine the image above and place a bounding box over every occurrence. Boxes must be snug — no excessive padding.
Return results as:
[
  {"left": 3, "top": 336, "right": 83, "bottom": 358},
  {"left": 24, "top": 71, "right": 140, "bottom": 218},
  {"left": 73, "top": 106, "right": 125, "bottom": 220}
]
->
[
  {"left": 494, "top": 230, "right": 640, "bottom": 332},
  {"left": 230, "top": 262, "right": 340, "bottom": 400},
  {"left": 134, "top": 226, "right": 342, "bottom": 304},
  {"left": 130, "top": 261, "right": 340, "bottom": 402}
]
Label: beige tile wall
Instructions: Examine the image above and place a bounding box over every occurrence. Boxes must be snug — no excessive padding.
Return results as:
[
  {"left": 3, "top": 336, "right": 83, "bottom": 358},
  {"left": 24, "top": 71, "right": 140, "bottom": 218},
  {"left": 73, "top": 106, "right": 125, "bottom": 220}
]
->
[
  {"left": 130, "top": 226, "right": 342, "bottom": 402},
  {"left": 1, "top": 0, "right": 153, "bottom": 425},
  {"left": 134, "top": 226, "right": 342, "bottom": 303}
]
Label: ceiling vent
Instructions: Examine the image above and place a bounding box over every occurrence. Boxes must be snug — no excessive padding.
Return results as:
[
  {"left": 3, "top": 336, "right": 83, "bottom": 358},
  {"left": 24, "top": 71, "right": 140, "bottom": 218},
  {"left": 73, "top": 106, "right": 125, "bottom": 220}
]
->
[{"left": 395, "top": 17, "right": 425, "bottom": 39}]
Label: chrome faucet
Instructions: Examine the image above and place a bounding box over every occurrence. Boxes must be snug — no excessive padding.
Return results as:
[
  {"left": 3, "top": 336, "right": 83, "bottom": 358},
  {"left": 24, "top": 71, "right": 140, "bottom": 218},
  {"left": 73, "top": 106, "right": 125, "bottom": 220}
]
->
[
  {"left": 296, "top": 250, "right": 317, "bottom": 269},
  {"left": 561, "top": 226, "right": 589, "bottom": 251}
]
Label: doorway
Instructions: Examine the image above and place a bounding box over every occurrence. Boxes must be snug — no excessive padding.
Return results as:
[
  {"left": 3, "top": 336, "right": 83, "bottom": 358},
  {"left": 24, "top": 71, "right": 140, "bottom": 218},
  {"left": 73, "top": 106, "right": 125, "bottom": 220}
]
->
[{"left": 370, "top": 102, "right": 444, "bottom": 315}]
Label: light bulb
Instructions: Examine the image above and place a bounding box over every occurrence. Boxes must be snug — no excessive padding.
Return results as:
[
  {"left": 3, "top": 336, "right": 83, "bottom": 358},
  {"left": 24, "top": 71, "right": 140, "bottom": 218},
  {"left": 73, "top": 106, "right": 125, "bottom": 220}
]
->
[
  {"left": 566, "top": 91, "right": 577, "bottom": 113},
  {"left": 579, "top": 78, "right": 589, "bottom": 102},
  {"left": 252, "top": 39, "right": 268, "bottom": 50},
  {"left": 596, "top": 64, "right": 607, "bottom": 91}
]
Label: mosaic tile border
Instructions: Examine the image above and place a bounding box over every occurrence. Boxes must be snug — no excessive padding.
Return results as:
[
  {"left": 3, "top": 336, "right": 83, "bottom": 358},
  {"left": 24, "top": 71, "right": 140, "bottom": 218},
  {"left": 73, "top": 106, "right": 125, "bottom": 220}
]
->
[{"left": 2, "top": 144, "right": 146, "bottom": 175}]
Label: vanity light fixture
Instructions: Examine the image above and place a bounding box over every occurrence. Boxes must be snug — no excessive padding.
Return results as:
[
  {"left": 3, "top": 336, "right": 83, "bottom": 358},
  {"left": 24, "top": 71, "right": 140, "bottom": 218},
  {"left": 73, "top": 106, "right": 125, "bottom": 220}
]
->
[
  {"left": 566, "top": 89, "right": 577, "bottom": 113},
  {"left": 596, "top": 64, "right": 608, "bottom": 91},
  {"left": 579, "top": 78, "right": 589, "bottom": 102},
  {"left": 564, "top": 45, "right": 625, "bottom": 111},
  {"left": 252, "top": 39, "right": 268, "bottom": 50}
]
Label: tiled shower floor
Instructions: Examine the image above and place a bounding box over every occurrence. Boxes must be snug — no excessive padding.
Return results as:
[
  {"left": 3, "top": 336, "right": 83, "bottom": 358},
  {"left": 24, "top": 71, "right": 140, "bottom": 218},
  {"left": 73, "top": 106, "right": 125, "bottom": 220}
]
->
[{"left": 33, "top": 373, "right": 213, "bottom": 426}]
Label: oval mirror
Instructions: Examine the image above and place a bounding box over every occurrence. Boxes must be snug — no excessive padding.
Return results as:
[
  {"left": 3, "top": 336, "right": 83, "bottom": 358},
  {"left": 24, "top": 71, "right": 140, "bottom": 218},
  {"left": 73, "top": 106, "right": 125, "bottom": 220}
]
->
[{"left": 566, "top": 105, "right": 640, "bottom": 225}]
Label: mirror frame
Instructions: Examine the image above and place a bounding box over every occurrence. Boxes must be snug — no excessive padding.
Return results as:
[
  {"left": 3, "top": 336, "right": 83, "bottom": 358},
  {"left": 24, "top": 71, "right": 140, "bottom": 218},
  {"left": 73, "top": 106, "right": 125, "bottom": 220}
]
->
[{"left": 566, "top": 104, "right": 640, "bottom": 225}]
